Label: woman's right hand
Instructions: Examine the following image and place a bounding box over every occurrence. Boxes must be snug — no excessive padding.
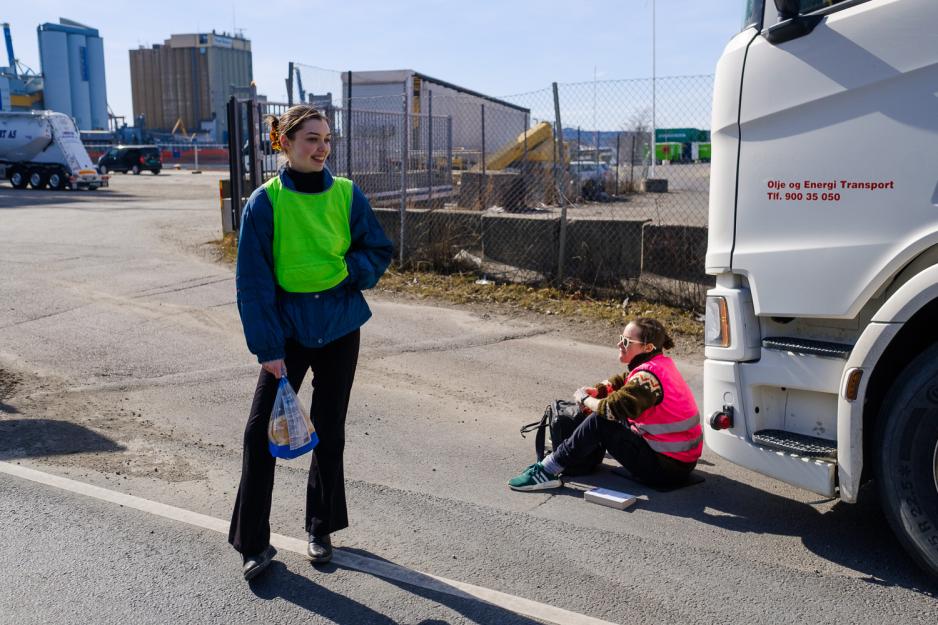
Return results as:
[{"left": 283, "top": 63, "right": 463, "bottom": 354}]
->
[{"left": 261, "top": 359, "right": 286, "bottom": 379}]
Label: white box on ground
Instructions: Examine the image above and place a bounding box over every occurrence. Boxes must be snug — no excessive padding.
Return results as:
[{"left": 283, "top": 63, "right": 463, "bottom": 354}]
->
[{"left": 584, "top": 488, "right": 637, "bottom": 510}]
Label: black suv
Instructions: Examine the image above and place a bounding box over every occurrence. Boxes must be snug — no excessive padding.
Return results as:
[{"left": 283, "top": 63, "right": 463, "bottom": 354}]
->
[{"left": 97, "top": 146, "right": 162, "bottom": 175}]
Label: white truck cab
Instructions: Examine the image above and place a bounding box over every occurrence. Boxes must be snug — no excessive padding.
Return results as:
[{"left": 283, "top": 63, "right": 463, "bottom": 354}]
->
[{"left": 705, "top": 0, "right": 938, "bottom": 578}]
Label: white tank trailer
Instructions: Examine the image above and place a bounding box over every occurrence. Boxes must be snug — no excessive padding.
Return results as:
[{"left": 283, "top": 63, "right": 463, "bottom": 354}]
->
[{"left": 0, "top": 111, "right": 105, "bottom": 190}]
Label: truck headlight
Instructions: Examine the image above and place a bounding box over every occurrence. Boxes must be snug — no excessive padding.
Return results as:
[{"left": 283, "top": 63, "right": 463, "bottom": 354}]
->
[{"left": 705, "top": 296, "right": 730, "bottom": 347}]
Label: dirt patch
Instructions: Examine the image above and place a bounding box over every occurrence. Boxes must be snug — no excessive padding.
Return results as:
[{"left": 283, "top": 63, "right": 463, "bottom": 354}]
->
[
  {"left": 0, "top": 368, "right": 207, "bottom": 482},
  {"left": 0, "top": 368, "right": 21, "bottom": 402}
]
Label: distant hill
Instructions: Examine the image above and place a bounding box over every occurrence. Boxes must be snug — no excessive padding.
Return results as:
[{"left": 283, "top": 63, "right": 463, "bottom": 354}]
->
[{"left": 561, "top": 128, "right": 628, "bottom": 147}]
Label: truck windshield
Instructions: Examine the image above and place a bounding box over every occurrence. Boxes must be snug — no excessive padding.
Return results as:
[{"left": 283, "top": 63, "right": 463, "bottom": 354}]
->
[{"left": 741, "top": 0, "right": 765, "bottom": 31}]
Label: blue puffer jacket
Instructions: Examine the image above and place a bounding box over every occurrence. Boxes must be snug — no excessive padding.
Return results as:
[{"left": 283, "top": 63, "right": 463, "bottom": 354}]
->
[{"left": 236, "top": 168, "right": 393, "bottom": 363}]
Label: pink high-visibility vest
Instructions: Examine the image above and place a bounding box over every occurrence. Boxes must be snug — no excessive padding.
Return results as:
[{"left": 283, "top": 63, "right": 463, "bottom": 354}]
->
[{"left": 627, "top": 354, "right": 702, "bottom": 463}]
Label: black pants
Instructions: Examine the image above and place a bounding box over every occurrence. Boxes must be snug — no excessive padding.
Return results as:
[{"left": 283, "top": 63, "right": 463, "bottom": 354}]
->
[
  {"left": 228, "top": 330, "right": 360, "bottom": 555},
  {"left": 553, "top": 412, "right": 695, "bottom": 487}
]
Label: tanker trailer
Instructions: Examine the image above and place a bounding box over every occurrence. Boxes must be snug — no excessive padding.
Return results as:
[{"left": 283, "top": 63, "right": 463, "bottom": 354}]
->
[{"left": 0, "top": 111, "right": 105, "bottom": 190}]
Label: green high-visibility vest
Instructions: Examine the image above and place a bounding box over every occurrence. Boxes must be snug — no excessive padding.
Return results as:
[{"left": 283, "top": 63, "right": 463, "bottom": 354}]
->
[{"left": 264, "top": 174, "right": 353, "bottom": 293}]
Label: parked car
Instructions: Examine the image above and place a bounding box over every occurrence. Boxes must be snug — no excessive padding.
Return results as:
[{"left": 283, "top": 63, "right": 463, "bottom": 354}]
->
[
  {"left": 97, "top": 145, "right": 162, "bottom": 175},
  {"left": 569, "top": 160, "right": 610, "bottom": 184},
  {"left": 569, "top": 160, "right": 611, "bottom": 200}
]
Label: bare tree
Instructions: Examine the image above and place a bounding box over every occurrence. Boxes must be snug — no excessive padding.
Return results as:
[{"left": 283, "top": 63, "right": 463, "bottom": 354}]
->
[{"left": 620, "top": 107, "right": 651, "bottom": 191}]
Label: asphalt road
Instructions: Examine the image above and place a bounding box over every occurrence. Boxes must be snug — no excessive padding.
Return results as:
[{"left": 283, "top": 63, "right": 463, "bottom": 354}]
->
[{"left": 0, "top": 170, "right": 935, "bottom": 624}]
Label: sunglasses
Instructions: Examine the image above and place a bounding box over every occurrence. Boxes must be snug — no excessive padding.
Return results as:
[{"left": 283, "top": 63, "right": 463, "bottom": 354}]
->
[{"left": 617, "top": 335, "right": 645, "bottom": 349}]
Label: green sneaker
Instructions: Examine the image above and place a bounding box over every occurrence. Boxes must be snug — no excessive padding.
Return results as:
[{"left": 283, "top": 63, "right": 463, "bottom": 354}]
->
[{"left": 508, "top": 462, "right": 562, "bottom": 491}]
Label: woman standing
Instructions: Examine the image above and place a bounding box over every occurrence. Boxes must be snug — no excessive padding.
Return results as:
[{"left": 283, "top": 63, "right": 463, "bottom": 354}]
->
[
  {"left": 508, "top": 317, "right": 702, "bottom": 491},
  {"left": 229, "top": 105, "right": 392, "bottom": 580}
]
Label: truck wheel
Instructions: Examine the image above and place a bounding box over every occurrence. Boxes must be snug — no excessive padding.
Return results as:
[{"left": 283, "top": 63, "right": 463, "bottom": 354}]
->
[
  {"left": 875, "top": 343, "right": 938, "bottom": 579},
  {"left": 132, "top": 165, "right": 141, "bottom": 175},
  {"left": 98, "top": 165, "right": 108, "bottom": 175},
  {"left": 9, "top": 167, "right": 28, "bottom": 189},
  {"left": 29, "top": 171, "right": 48, "bottom": 190},
  {"left": 48, "top": 171, "right": 67, "bottom": 190}
]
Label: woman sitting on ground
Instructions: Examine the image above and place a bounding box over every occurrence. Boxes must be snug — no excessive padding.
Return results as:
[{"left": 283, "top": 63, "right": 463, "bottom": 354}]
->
[{"left": 508, "top": 317, "right": 702, "bottom": 491}]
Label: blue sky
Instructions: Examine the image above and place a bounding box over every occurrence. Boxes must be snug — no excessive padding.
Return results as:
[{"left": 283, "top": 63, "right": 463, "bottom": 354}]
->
[{"left": 4, "top": 1, "right": 745, "bottom": 122}]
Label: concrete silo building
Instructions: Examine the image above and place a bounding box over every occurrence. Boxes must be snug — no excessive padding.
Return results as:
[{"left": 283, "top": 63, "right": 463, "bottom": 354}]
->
[
  {"left": 37, "top": 19, "right": 108, "bottom": 130},
  {"left": 129, "top": 32, "right": 252, "bottom": 141}
]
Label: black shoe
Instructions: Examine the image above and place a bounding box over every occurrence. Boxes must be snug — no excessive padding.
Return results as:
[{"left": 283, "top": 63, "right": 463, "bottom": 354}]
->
[
  {"left": 307, "top": 533, "right": 333, "bottom": 564},
  {"left": 241, "top": 545, "right": 276, "bottom": 580}
]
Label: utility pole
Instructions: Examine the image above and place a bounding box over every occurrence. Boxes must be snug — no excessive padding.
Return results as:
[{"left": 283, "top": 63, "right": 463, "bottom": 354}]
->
[{"left": 650, "top": 0, "right": 657, "bottom": 178}]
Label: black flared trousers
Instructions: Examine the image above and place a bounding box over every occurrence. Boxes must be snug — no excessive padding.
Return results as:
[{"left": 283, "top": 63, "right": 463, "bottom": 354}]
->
[
  {"left": 553, "top": 412, "right": 695, "bottom": 487},
  {"left": 228, "top": 330, "right": 360, "bottom": 555}
]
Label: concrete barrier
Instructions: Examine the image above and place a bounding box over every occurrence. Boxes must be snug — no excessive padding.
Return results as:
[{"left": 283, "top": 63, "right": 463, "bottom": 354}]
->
[
  {"left": 642, "top": 224, "right": 708, "bottom": 281},
  {"left": 479, "top": 215, "right": 645, "bottom": 281},
  {"left": 295, "top": 204, "right": 689, "bottom": 287},
  {"left": 373, "top": 208, "right": 484, "bottom": 261},
  {"left": 641, "top": 178, "right": 669, "bottom": 193},
  {"left": 481, "top": 214, "right": 559, "bottom": 276},
  {"left": 565, "top": 219, "right": 644, "bottom": 283},
  {"left": 458, "top": 171, "right": 526, "bottom": 211}
]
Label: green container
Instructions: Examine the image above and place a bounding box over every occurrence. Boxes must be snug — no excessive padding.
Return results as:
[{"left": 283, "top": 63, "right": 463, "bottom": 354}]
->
[{"left": 655, "top": 142, "right": 683, "bottom": 162}]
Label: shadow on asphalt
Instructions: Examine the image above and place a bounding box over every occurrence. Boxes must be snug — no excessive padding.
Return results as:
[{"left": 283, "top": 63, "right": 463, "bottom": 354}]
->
[
  {"left": 0, "top": 188, "right": 136, "bottom": 208},
  {"left": 249, "top": 561, "right": 400, "bottom": 625},
  {"left": 575, "top": 465, "right": 938, "bottom": 596},
  {"left": 315, "top": 547, "right": 550, "bottom": 625},
  {"left": 0, "top": 418, "right": 125, "bottom": 460},
  {"left": 250, "top": 559, "right": 514, "bottom": 625}
]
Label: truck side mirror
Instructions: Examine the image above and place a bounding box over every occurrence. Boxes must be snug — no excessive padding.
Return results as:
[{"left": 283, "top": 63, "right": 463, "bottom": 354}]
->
[
  {"left": 767, "top": 0, "right": 822, "bottom": 44},
  {"left": 775, "top": 0, "right": 801, "bottom": 20}
]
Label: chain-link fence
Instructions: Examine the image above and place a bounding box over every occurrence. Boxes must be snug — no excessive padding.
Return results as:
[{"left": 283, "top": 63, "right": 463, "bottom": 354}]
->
[{"left": 232, "top": 66, "right": 715, "bottom": 309}]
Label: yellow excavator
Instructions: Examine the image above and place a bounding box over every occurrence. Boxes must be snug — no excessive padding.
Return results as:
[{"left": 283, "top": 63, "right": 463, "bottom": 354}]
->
[
  {"left": 471, "top": 121, "right": 568, "bottom": 171},
  {"left": 170, "top": 118, "right": 202, "bottom": 173}
]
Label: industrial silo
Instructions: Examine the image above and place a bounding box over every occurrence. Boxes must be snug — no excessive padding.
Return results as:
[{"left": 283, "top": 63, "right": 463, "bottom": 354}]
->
[
  {"left": 86, "top": 35, "right": 107, "bottom": 128},
  {"left": 38, "top": 20, "right": 108, "bottom": 131},
  {"left": 66, "top": 32, "right": 91, "bottom": 129},
  {"left": 37, "top": 26, "right": 71, "bottom": 116}
]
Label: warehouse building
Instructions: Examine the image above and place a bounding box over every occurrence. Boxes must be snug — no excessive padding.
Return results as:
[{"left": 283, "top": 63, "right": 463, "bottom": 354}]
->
[
  {"left": 342, "top": 70, "right": 529, "bottom": 156},
  {"left": 37, "top": 19, "right": 108, "bottom": 130},
  {"left": 129, "top": 31, "right": 252, "bottom": 141}
]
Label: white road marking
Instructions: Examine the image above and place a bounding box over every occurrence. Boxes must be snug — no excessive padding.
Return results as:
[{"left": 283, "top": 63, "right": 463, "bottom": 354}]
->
[{"left": 0, "top": 460, "right": 619, "bottom": 625}]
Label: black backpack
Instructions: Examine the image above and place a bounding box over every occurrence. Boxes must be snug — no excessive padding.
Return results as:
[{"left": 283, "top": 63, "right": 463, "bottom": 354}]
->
[{"left": 520, "top": 400, "right": 605, "bottom": 476}]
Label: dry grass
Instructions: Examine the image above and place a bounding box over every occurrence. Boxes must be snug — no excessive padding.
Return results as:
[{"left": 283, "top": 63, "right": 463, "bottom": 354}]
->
[
  {"left": 217, "top": 232, "right": 238, "bottom": 264},
  {"left": 212, "top": 235, "right": 703, "bottom": 341}
]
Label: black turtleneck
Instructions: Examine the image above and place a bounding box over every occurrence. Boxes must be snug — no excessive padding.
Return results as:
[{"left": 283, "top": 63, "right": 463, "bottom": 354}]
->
[
  {"left": 627, "top": 349, "right": 662, "bottom": 372},
  {"left": 285, "top": 167, "right": 325, "bottom": 194}
]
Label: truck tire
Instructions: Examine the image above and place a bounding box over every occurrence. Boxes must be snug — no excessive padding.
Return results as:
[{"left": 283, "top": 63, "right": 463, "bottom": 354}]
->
[
  {"left": 98, "top": 164, "right": 108, "bottom": 175},
  {"left": 29, "top": 170, "right": 48, "bottom": 190},
  {"left": 132, "top": 164, "right": 141, "bottom": 175},
  {"left": 9, "top": 167, "right": 28, "bottom": 189},
  {"left": 875, "top": 343, "right": 938, "bottom": 579},
  {"left": 48, "top": 171, "right": 67, "bottom": 191}
]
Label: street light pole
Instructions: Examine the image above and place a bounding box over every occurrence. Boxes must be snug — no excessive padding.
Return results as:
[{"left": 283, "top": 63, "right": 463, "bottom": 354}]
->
[{"left": 650, "top": 0, "right": 656, "bottom": 178}]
